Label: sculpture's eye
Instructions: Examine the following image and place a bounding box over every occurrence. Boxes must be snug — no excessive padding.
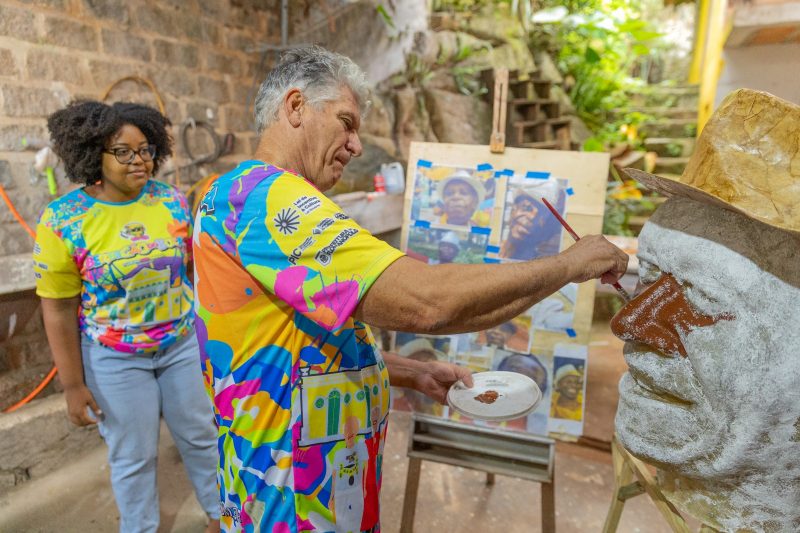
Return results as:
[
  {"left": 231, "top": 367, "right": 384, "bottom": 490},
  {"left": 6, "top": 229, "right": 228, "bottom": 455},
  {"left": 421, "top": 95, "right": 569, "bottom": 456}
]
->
[{"left": 638, "top": 258, "right": 662, "bottom": 285}]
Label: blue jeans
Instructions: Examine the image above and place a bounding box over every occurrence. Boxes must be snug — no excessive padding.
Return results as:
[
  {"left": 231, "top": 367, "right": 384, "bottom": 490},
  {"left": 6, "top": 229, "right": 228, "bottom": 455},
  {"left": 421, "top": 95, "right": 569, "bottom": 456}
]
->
[{"left": 81, "top": 332, "right": 220, "bottom": 533}]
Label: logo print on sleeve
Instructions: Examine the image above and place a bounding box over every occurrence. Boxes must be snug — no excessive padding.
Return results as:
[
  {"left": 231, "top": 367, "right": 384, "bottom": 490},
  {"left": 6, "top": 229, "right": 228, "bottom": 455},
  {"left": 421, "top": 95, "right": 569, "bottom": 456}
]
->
[
  {"left": 314, "top": 228, "right": 359, "bottom": 266},
  {"left": 294, "top": 195, "right": 322, "bottom": 214},
  {"left": 333, "top": 212, "right": 349, "bottom": 220},
  {"left": 288, "top": 236, "right": 316, "bottom": 265},
  {"left": 312, "top": 218, "right": 335, "bottom": 235},
  {"left": 273, "top": 208, "right": 300, "bottom": 235}
]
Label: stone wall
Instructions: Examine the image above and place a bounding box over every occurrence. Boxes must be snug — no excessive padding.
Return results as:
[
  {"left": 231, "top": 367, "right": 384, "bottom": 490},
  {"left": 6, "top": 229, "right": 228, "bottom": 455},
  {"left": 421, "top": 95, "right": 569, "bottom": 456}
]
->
[{"left": 0, "top": 0, "right": 280, "bottom": 409}]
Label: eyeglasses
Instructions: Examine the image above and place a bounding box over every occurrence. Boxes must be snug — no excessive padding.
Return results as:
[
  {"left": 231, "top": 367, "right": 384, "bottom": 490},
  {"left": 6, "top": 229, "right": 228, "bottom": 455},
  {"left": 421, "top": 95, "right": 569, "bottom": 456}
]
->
[{"left": 103, "top": 145, "right": 157, "bottom": 165}]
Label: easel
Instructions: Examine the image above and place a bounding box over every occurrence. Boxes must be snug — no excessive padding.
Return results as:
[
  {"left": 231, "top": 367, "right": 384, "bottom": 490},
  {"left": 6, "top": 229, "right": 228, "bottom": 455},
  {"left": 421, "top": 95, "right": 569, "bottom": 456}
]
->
[
  {"left": 603, "top": 436, "right": 720, "bottom": 533},
  {"left": 400, "top": 415, "right": 556, "bottom": 533}
]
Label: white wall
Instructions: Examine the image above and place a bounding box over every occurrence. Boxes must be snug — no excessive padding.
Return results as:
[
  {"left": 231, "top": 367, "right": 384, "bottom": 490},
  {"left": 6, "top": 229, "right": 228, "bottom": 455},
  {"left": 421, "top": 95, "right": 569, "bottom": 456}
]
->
[{"left": 716, "top": 43, "right": 800, "bottom": 105}]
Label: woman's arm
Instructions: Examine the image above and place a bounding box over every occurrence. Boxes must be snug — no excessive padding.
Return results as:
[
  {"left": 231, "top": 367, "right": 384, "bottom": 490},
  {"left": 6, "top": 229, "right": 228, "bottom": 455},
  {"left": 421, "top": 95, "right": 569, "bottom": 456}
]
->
[{"left": 40, "top": 296, "right": 103, "bottom": 426}]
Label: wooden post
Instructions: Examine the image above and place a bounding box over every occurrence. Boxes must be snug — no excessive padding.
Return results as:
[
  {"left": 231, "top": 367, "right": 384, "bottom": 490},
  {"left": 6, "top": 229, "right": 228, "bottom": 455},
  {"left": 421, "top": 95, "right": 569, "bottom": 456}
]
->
[
  {"left": 490, "top": 68, "right": 509, "bottom": 154},
  {"left": 400, "top": 457, "right": 422, "bottom": 533},
  {"left": 541, "top": 480, "right": 556, "bottom": 533},
  {"left": 697, "top": 0, "right": 730, "bottom": 135},
  {"left": 603, "top": 435, "right": 724, "bottom": 533},
  {"left": 602, "top": 436, "right": 637, "bottom": 533},
  {"left": 688, "top": 0, "right": 711, "bottom": 84}
]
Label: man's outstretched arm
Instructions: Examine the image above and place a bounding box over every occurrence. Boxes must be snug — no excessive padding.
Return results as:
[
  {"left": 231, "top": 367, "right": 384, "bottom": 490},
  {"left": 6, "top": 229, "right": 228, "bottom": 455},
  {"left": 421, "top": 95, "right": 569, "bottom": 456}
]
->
[{"left": 355, "top": 234, "right": 627, "bottom": 335}]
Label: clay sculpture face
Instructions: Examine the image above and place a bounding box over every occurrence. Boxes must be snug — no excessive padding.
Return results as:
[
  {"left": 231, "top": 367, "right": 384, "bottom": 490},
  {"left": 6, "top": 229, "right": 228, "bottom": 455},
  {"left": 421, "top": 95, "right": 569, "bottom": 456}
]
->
[{"left": 611, "top": 197, "right": 800, "bottom": 531}]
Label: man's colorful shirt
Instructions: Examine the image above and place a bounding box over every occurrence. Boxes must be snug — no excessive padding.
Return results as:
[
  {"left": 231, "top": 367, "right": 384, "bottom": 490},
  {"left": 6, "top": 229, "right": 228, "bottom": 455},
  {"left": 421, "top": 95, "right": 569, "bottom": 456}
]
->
[
  {"left": 193, "top": 161, "right": 404, "bottom": 532},
  {"left": 33, "top": 180, "right": 193, "bottom": 353}
]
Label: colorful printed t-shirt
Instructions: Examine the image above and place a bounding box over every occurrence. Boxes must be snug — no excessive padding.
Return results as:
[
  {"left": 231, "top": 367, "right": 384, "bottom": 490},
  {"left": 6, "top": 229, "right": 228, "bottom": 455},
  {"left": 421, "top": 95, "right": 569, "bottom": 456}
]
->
[
  {"left": 193, "top": 161, "right": 404, "bottom": 532},
  {"left": 33, "top": 180, "right": 194, "bottom": 353}
]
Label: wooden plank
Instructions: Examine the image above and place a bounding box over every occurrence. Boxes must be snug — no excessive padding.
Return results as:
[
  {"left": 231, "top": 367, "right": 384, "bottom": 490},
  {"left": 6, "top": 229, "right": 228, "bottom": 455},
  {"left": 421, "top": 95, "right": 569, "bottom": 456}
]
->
[
  {"left": 490, "top": 68, "right": 509, "bottom": 154},
  {"left": 405, "top": 143, "right": 609, "bottom": 217}
]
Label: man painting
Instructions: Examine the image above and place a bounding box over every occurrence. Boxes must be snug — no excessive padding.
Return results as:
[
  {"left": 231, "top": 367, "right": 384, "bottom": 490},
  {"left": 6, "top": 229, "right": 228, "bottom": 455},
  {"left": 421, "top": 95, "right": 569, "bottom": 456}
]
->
[{"left": 193, "top": 46, "right": 627, "bottom": 532}]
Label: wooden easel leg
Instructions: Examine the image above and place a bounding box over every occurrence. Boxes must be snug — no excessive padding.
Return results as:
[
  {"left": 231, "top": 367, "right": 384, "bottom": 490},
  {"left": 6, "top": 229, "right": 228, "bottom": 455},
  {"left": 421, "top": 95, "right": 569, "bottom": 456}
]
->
[
  {"left": 602, "top": 437, "right": 636, "bottom": 533},
  {"left": 541, "top": 481, "right": 556, "bottom": 533},
  {"left": 486, "top": 473, "right": 495, "bottom": 485},
  {"left": 400, "top": 457, "right": 422, "bottom": 533}
]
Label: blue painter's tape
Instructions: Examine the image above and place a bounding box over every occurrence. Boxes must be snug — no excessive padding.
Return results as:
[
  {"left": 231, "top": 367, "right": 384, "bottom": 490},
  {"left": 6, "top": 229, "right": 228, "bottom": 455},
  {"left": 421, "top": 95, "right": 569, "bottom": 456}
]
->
[
  {"left": 493, "top": 171, "right": 505, "bottom": 178},
  {"left": 417, "top": 159, "right": 433, "bottom": 168},
  {"left": 483, "top": 257, "right": 501, "bottom": 264},
  {"left": 486, "top": 245, "right": 500, "bottom": 253},
  {"left": 566, "top": 187, "right": 575, "bottom": 196},
  {"left": 565, "top": 328, "right": 577, "bottom": 338},
  {"left": 477, "top": 163, "right": 493, "bottom": 171},
  {"left": 413, "top": 220, "right": 431, "bottom": 228},
  {"left": 471, "top": 226, "right": 492, "bottom": 235},
  {"left": 526, "top": 171, "right": 551, "bottom": 180},
  {"left": 501, "top": 169, "right": 514, "bottom": 176}
]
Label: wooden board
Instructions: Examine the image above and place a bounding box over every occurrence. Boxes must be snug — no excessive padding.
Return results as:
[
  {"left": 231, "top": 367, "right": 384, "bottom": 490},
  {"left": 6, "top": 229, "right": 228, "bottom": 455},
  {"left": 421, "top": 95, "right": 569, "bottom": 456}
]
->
[{"left": 402, "top": 142, "right": 609, "bottom": 341}]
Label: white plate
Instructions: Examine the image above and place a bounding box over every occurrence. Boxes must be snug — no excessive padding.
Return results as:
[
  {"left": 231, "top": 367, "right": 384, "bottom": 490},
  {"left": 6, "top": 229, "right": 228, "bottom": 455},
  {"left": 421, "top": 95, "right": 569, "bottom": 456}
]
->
[{"left": 447, "top": 371, "right": 542, "bottom": 421}]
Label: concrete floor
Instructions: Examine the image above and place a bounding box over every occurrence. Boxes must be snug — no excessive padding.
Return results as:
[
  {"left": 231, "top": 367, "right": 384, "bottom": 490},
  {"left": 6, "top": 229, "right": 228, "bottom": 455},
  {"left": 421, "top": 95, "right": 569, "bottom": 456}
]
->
[
  {"left": 0, "top": 315, "right": 677, "bottom": 532},
  {"left": 0, "top": 414, "right": 673, "bottom": 533}
]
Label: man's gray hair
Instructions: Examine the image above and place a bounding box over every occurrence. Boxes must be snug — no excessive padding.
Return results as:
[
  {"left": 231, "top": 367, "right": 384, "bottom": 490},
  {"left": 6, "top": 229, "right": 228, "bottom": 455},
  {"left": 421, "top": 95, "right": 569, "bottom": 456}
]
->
[{"left": 254, "top": 46, "right": 371, "bottom": 134}]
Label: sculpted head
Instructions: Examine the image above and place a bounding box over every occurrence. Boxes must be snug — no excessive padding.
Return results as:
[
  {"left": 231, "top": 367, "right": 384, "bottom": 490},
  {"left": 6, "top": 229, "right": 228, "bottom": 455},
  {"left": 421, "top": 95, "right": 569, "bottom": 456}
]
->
[{"left": 612, "top": 89, "right": 800, "bottom": 530}]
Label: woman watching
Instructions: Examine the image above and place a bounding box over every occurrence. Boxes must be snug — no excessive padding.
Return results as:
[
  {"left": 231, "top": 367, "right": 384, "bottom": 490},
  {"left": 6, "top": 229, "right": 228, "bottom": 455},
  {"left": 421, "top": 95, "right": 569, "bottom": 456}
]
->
[{"left": 33, "top": 100, "right": 220, "bottom": 533}]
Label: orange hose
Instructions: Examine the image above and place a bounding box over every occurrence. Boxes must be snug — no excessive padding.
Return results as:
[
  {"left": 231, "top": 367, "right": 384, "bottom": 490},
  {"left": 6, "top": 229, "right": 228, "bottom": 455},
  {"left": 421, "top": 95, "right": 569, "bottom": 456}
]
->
[
  {"left": 0, "top": 184, "right": 36, "bottom": 239},
  {"left": 3, "top": 366, "right": 58, "bottom": 413},
  {"left": 0, "top": 183, "right": 58, "bottom": 412}
]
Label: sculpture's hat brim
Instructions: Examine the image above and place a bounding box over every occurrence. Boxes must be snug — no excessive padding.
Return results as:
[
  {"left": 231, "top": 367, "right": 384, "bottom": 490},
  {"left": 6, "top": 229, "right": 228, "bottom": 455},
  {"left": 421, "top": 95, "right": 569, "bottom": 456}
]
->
[{"left": 621, "top": 89, "right": 800, "bottom": 234}]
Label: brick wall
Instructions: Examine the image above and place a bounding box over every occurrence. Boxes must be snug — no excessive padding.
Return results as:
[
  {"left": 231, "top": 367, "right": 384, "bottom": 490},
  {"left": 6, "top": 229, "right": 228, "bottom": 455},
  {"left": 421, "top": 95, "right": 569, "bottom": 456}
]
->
[{"left": 0, "top": 0, "right": 280, "bottom": 408}]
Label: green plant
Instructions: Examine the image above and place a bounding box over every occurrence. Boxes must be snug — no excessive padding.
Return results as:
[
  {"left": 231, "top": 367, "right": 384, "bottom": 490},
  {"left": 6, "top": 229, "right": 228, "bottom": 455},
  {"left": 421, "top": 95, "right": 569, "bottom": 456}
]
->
[
  {"left": 532, "top": 1, "right": 663, "bottom": 149},
  {"left": 665, "top": 141, "right": 684, "bottom": 157},
  {"left": 602, "top": 180, "right": 658, "bottom": 236}
]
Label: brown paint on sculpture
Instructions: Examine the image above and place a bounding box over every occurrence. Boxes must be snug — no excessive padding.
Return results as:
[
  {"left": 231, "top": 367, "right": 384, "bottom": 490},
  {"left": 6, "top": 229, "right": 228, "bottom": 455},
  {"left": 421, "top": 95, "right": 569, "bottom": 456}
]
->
[{"left": 610, "top": 273, "right": 734, "bottom": 357}]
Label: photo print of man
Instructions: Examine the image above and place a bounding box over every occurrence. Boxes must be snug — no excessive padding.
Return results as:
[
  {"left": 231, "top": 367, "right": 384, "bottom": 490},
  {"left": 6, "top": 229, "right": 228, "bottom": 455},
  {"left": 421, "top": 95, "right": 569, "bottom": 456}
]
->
[
  {"left": 499, "top": 176, "right": 568, "bottom": 261},
  {"left": 471, "top": 315, "right": 532, "bottom": 353},
  {"left": 410, "top": 165, "right": 494, "bottom": 228},
  {"left": 405, "top": 227, "right": 489, "bottom": 265}
]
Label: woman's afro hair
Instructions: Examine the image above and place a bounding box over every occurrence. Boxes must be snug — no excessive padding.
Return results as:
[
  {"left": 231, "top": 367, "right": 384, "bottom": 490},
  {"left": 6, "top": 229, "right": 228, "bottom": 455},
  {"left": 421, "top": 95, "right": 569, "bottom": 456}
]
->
[{"left": 47, "top": 100, "right": 173, "bottom": 185}]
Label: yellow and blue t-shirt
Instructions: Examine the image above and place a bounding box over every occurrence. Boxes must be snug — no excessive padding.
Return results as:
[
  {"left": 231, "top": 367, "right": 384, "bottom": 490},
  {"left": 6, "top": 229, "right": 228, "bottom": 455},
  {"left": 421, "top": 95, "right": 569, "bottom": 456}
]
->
[
  {"left": 33, "top": 180, "right": 194, "bottom": 353},
  {"left": 193, "top": 161, "right": 404, "bottom": 532}
]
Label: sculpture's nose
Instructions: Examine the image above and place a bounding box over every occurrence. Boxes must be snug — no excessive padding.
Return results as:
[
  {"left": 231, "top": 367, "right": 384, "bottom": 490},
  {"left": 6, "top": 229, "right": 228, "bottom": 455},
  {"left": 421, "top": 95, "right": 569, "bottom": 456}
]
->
[{"left": 610, "top": 273, "right": 732, "bottom": 357}]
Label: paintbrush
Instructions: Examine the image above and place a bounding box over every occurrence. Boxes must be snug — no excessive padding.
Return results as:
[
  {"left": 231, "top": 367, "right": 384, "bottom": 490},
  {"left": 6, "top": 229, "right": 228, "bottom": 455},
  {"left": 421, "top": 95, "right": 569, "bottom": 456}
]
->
[{"left": 540, "top": 197, "right": 631, "bottom": 302}]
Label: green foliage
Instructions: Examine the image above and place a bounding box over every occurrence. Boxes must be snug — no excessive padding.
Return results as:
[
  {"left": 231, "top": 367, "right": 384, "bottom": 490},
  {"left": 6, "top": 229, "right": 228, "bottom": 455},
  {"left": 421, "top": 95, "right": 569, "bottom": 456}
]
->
[
  {"left": 391, "top": 53, "right": 434, "bottom": 88},
  {"left": 375, "top": 4, "right": 396, "bottom": 30},
  {"left": 665, "top": 141, "right": 684, "bottom": 157},
  {"left": 431, "top": 0, "right": 511, "bottom": 12},
  {"left": 602, "top": 182, "right": 658, "bottom": 236},
  {"left": 531, "top": 1, "right": 663, "bottom": 148}
]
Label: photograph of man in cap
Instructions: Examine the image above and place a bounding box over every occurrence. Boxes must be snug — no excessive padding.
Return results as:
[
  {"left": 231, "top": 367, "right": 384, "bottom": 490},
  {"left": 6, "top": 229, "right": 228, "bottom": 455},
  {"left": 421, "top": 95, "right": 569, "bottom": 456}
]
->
[
  {"left": 429, "top": 231, "right": 461, "bottom": 265},
  {"left": 499, "top": 178, "right": 567, "bottom": 261},
  {"left": 437, "top": 169, "right": 488, "bottom": 227},
  {"left": 406, "top": 227, "right": 488, "bottom": 265}
]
